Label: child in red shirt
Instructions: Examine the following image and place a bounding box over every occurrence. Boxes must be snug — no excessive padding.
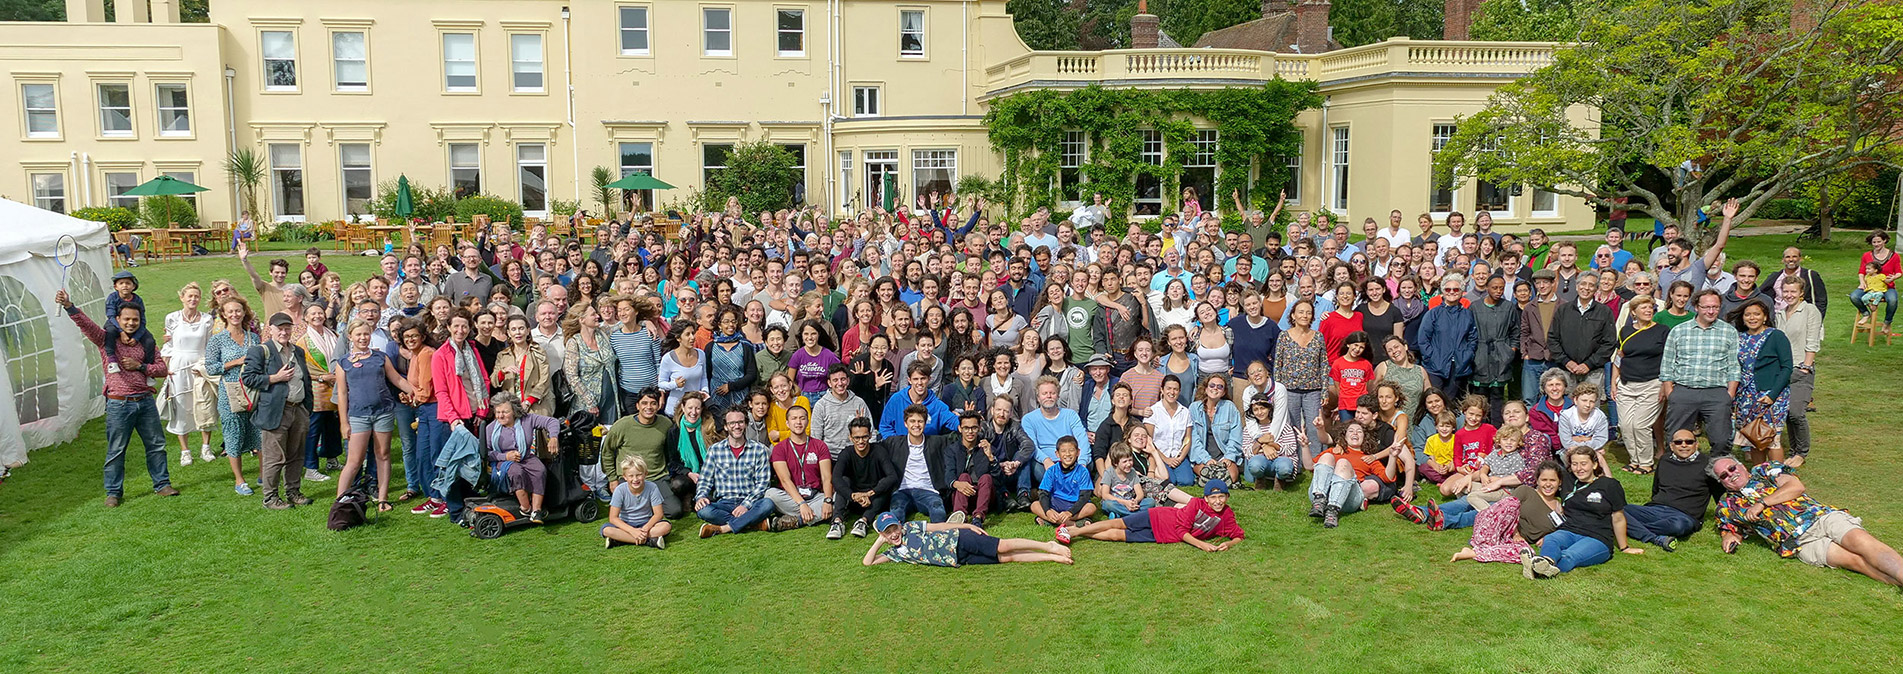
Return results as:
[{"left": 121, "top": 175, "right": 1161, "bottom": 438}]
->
[
  {"left": 1329, "top": 332, "right": 1373, "bottom": 420},
  {"left": 1057, "top": 479, "right": 1244, "bottom": 550}
]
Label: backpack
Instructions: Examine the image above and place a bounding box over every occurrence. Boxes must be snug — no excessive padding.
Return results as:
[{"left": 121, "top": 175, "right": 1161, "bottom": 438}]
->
[{"left": 327, "top": 489, "right": 371, "bottom": 531}]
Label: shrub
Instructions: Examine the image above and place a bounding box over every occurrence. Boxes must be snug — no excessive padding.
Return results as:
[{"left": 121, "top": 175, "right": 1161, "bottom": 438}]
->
[
  {"left": 267, "top": 222, "right": 320, "bottom": 244},
  {"left": 72, "top": 206, "right": 139, "bottom": 232},
  {"left": 136, "top": 195, "right": 200, "bottom": 229},
  {"left": 454, "top": 194, "right": 525, "bottom": 226},
  {"left": 367, "top": 180, "right": 458, "bottom": 224},
  {"left": 1756, "top": 198, "right": 1817, "bottom": 221},
  {"left": 704, "top": 141, "right": 801, "bottom": 217}
]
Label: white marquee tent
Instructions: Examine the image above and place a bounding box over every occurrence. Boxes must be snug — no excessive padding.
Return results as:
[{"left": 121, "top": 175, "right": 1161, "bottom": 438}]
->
[{"left": 0, "top": 197, "right": 113, "bottom": 469}]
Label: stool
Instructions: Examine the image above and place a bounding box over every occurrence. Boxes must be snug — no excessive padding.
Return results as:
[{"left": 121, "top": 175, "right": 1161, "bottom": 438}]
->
[{"left": 1849, "top": 317, "right": 1892, "bottom": 346}]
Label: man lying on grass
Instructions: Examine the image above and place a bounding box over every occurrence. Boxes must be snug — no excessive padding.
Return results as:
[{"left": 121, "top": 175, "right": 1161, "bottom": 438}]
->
[
  {"left": 862, "top": 512, "right": 1073, "bottom": 567},
  {"left": 1056, "top": 479, "right": 1244, "bottom": 551}
]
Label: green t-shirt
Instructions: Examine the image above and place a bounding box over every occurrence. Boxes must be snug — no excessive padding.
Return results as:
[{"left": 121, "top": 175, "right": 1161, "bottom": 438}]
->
[
  {"left": 601, "top": 414, "right": 675, "bottom": 480},
  {"left": 1062, "top": 297, "right": 1099, "bottom": 362},
  {"left": 1655, "top": 309, "right": 1695, "bottom": 329}
]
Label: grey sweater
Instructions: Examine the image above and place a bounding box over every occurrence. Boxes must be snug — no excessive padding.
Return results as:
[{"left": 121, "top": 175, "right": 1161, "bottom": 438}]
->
[{"left": 810, "top": 391, "right": 873, "bottom": 459}]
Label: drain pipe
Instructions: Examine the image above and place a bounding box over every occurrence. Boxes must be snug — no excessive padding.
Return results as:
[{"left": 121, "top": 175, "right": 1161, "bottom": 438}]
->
[
  {"left": 563, "top": 6, "right": 580, "bottom": 207},
  {"left": 224, "top": 65, "right": 240, "bottom": 219},
  {"left": 1317, "top": 95, "right": 1330, "bottom": 213},
  {"left": 80, "top": 152, "right": 93, "bottom": 209}
]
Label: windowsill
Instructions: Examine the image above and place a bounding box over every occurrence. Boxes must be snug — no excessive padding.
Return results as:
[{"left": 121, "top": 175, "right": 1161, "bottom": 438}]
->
[
  {"left": 157, "top": 132, "right": 195, "bottom": 140},
  {"left": 23, "top": 135, "right": 63, "bottom": 142},
  {"left": 510, "top": 89, "right": 549, "bottom": 96},
  {"left": 618, "top": 51, "right": 653, "bottom": 58},
  {"left": 444, "top": 89, "right": 481, "bottom": 95},
  {"left": 335, "top": 87, "right": 370, "bottom": 94},
  {"left": 1529, "top": 211, "right": 1559, "bottom": 220},
  {"left": 703, "top": 52, "right": 735, "bottom": 59},
  {"left": 97, "top": 134, "right": 137, "bottom": 141},
  {"left": 275, "top": 215, "right": 308, "bottom": 223},
  {"left": 777, "top": 52, "right": 807, "bottom": 59},
  {"left": 899, "top": 54, "right": 926, "bottom": 60},
  {"left": 262, "top": 87, "right": 301, "bottom": 94}
]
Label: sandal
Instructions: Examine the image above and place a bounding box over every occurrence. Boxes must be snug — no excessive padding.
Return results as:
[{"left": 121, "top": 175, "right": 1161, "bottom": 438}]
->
[
  {"left": 376, "top": 500, "right": 394, "bottom": 513},
  {"left": 398, "top": 490, "right": 421, "bottom": 502}
]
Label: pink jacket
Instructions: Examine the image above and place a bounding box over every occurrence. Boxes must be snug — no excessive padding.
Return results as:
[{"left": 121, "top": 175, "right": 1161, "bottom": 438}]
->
[{"left": 431, "top": 340, "right": 491, "bottom": 422}]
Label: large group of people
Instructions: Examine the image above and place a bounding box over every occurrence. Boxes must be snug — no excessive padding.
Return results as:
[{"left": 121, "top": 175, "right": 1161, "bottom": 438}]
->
[{"left": 59, "top": 187, "right": 1903, "bottom": 581}]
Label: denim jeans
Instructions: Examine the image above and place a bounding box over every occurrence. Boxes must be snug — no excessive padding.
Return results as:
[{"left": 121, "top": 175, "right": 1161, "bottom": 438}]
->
[
  {"left": 412, "top": 403, "right": 447, "bottom": 499},
  {"left": 1243, "top": 455, "right": 1300, "bottom": 483},
  {"left": 394, "top": 403, "right": 421, "bottom": 492},
  {"left": 1284, "top": 389, "right": 1324, "bottom": 460},
  {"left": 1521, "top": 359, "right": 1554, "bottom": 405},
  {"left": 1017, "top": 461, "right": 1048, "bottom": 495},
  {"left": 697, "top": 496, "right": 776, "bottom": 533},
  {"left": 1438, "top": 498, "right": 1480, "bottom": 530},
  {"left": 1103, "top": 497, "right": 1154, "bottom": 518},
  {"left": 303, "top": 410, "right": 342, "bottom": 470},
  {"left": 1307, "top": 464, "right": 1366, "bottom": 513},
  {"left": 889, "top": 487, "right": 947, "bottom": 523},
  {"left": 1622, "top": 504, "right": 1697, "bottom": 546},
  {"left": 1539, "top": 530, "right": 1612, "bottom": 572},
  {"left": 103, "top": 396, "right": 170, "bottom": 497},
  {"left": 1851, "top": 287, "right": 1899, "bottom": 323}
]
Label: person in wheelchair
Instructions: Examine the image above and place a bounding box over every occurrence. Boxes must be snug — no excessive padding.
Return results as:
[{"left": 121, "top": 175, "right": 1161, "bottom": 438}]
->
[{"left": 485, "top": 392, "right": 562, "bottom": 523}]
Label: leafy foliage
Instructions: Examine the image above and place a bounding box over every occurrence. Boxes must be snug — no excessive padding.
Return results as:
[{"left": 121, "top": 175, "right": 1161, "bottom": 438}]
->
[
  {"left": 454, "top": 194, "right": 526, "bottom": 227},
  {"left": 1007, "top": 0, "right": 1446, "bottom": 50},
  {"left": 984, "top": 82, "right": 1320, "bottom": 229},
  {"left": 1434, "top": 0, "right": 1903, "bottom": 245},
  {"left": 1330, "top": 0, "right": 1446, "bottom": 47},
  {"left": 265, "top": 222, "right": 322, "bottom": 244},
  {"left": 366, "top": 179, "right": 458, "bottom": 224},
  {"left": 136, "top": 195, "right": 199, "bottom": 229},
  {"left": 1469, "top": 0, "right": 1584, "bottom": 41},
  {"left": 223, "top": 148, "right": 267, "bottom": 221},
  {"left": 705, "top": 141, "right": 802, "bottom": 217},
  {"left": 71, "top": 206, "right": 138, "bottom": 232},
  {"left": 590, "top": 166, "right": 619, "bottom": 218}
]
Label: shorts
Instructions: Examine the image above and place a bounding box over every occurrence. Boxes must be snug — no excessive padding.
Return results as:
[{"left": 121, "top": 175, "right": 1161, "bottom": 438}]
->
[
  {"left": 954, "top": 529, "right": 1000, "bottom": 565},
  {"left": 1796, "top": 511, "right": 1864, "bottom": 568},
  {"left": 348, "top": 412, "right": 397, "bottom": 433},
  {"left": 1121, "top": 511, "right": 1157, "bottom": 543}
]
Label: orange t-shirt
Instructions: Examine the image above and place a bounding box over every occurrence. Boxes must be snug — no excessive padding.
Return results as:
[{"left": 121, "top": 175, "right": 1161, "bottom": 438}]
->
[{"left": 1326, "top": 446, "right": 1386, "bottom": 481}]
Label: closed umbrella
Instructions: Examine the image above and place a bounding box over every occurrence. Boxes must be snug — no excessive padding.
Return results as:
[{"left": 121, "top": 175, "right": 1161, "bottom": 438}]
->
[{"left": 393, "top": 175, "right": 416, "bottom": 220}]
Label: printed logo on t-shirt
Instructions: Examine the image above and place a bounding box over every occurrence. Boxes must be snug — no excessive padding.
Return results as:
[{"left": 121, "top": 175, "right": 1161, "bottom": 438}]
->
[
  {"left": 1191, "top": 510, "right": 1220, "bottom": 537},
  {"left": 1066, "top": 305, "right": 1092, "bottom": 330},
  {"left": 1586, "top": 492, "right": 1603, "bottom": 504}
]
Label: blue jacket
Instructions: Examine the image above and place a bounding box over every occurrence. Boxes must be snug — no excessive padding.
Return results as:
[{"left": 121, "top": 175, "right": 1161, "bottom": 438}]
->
[
  {"left": 432, "top": 424, "right": 483, "bottom": 497},
  {"left": 1190, "top": 399, "right": 1243, "bottom": 463},
  {"left": 1414, "top": 303, "right": 1477, "bottom": 380},
  {"left": 878, "top": 386, "right": 957, "bottom": 438}
]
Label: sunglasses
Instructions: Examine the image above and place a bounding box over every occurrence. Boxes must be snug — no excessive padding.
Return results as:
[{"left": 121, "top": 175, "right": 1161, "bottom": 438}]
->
[{"left": 1671, "top": 438, "right": 1698, "bottom": 445}]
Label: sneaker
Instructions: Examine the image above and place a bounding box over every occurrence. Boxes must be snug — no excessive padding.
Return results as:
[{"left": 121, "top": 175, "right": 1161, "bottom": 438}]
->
[
  {"left": 179, "top": 449, "right": 193, "bottom": 467},
  {"left": 647, "top": 535, "right": 666, "bottom": 550},
  {"left": 528, "top": 509, "right": 546, "bottom": 524},
  {"left": 1531, "top": 556, "right": 1561, "bottom": 578},
  {"left": 104, "top": 495, "right": 121, "bottom": 508},
  {"left": 604, "top": 536, "right": 616, "bottom": 549},
  {"left": 1424, "top": 500, "right": 1445, "bottom": 531},
  {"left": 263, "top": 496, "right": 292, "bottom": 511},
  {"left": 1520, "top": 547, "right": 1537, "bottom": 580},
  {"left": 1322, "top": 505, "right": 1340, "bottom": 529},
  {"left": 428, "top": 500, "right": 449, "bottom": 518},
  {"left": 1658, "top": 538, "right": 1677, "bottom": 553},
  {"left": 972, "top": 517, "right": 986, "bottom": 528},
  {"left": 410, "top": 501, "right": 434, "bottom": 514},
  {"left": 1054, "top": 526, "right": 1073, "bottom": 545},
  {"left": 1309, "top": 493, "right": 1326, "bottom": 518},
  {"left": 233, "top": 482, "right": 254, "bottom": 496},
  {"left": 850, "top": 518, "right": 868, "bottom": 538},
  {"left": 303, "top": 468, "right": 331, "bottom": 482},
  {"left": 699, "top": 523, "right": 719, "bottom": 539},
  {"left": 324, "top": 459, "right": 342, "bottom": 472},
  {"left": 826, "top": 521, "right": 844, "bottom": 540},
  {"left": 155, "top": 486, "right": 180, "bottom": 497},
  {"left": 201, "top": 445, "right": 217, "bottom": 463},
  {"left": 946, "top": 511, "right": 967, "bottom": 524},
  {"left": 288, "top": 492, "right": 314, "bottom": 507},
  {"left": 1392, "top": 499, "right": 1426, "bottom": 524}
]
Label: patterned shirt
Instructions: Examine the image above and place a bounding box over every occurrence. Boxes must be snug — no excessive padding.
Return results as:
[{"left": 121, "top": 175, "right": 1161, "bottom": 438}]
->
[
  {"left": 1274, "top": 331, "right": 1328, "bottom": 391},
  {"left": 1660, "top": 319, "right": 1741, "bottom": 388},
  {"left": 882, "top": 521, "right": 960, "bottom": 567},
  {"left": 1715, "top": 462, "right": 1838, "bottom": 558},
  {"left": 695, "top": 439, "right": 775, "bottom": 503}
]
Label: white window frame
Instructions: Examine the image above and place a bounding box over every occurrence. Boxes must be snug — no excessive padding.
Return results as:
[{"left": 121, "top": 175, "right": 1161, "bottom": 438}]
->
[
  {"left": 331, "top": 30, "right": 369, "bottom": 92},
  {"left": 103, "top": 171, "right": 140, "bottom": 210},
  {"left": 1330, "top": 126, "right": 1349, "bottom": 212},
  {"left": 703, "top": 142, "right": 734, "bottom": 187},
  {"left": 837, "top": 149, "right": 853, "bottom": 212},
  {"left": 96, "top": 82, "right": 132, "bottom": 138},
  {"left": 1429, "top": 123, "right": 1456, "bottom": 216},
  {"left": 618, "top": 141, "right": 656, "bottom": 210},
  {"left": 618, "top": 5, "right": 651, "bottom": 56},
  {"left": 449, "top": 143, "right": 482, "bottom": 199},
  {"left": 898, "top": 9, "right": 926, "bottom": 58},
  {"left": 776, "top": 8, "right": 805, "bottom": 58},
  {"left": 30, "top": 172, "right": 66, "bottom": 213},
  {"left": 155, "top": 83, "right": 190, "bottom": 137},
  {"left": 510, "top": 33, "right": 546, "bottom": 93},
  {"left": 442, "top": 32, "right": 479, "bottom": 93},
  {"left": 260, "top": 30, "right": 299, "bottom": 92},
  {"left": 517, "top": 143, "right": 548, "bottom": 215},
  {"left": 1136, "top": 129, "right": 1164, "bottom": 215},
  {"left": 911, "top": 149, "right": 956, "bottom": 206},
  {"left": 1282, "top": 147, "right": 1302, "bottom": 205},
  {"left": 1183, "top": 129, "right": 1219, "bottom": 213},
  {"left": 21, "top": 82, "right": 59, "bottom": 138},
  {"left": 1475, "top": 180, "right": 1516, "bottom": 220},
  {"left": 864, "top": 149, "right": 898, "bottom": 211},
  {"left": 1057, "top": 130, "right": 1086, "bottom": 202},
  {"left": 703, "top": 7, "right": 734, "bottom": 57},
  {"left": 269, "top": 143, "right": 305, "bottom": 221},
  {"left": 780, "top": 143, "right": 808, "bottom": 206},
  {"left": 851, "top": 85, "right": 881, "bottom": 117},
  {"left": 161, "top": 170, "right": 198, "bottom": 211},
  {"left": 1530, "top": 188, "right": 1558, "bottom": 218},
  {"left": 339, "top": 143, "right": 374, "bottom": 217}
]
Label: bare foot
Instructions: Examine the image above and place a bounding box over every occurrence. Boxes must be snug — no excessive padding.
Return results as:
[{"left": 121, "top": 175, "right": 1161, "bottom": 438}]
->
[
  {"left": 1450, "top": 547, "right": 1476, "bottom": 563},
  {"left": 1785, "top": 454, "right": 1805, "bottom": 469}
]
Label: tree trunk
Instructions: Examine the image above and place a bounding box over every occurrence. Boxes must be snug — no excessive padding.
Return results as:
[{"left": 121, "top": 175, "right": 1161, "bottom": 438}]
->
[{"left": 1817, "top": 180, "right": 1834, "bottom": 242}]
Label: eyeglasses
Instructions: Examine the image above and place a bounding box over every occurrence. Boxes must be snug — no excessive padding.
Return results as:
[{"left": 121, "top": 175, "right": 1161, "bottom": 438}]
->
[{"left": 1670, "top": 439, "right": 1697, "bottom": 445}]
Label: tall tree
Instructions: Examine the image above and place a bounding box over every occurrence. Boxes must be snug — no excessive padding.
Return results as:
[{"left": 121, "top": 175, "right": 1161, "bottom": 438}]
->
[
  {"left": 1435, "top": 0, "right": 1903, "bottom": 245},
  {"left": 1331, "top": 0, "right": 1446, "bottom": 47},
  {"left": 1469, "top": 0, "right": 1584, "bottom": 41}
]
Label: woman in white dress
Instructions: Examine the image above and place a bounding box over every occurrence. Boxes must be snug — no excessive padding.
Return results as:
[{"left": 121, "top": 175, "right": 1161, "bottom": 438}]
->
[{"left": 161, "top": 282, "right": 216, "bottom": 466}]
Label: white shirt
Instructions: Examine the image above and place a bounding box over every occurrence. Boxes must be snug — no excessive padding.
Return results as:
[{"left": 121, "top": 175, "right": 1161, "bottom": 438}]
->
[
  {"left": 900, "top": 440, "right": 932, "bottom": 490},
  {"left": 1378, "top": 227, "right": 1413, "bottom": 248},
  {"left": 1436, "top": 233, "right": 1465, "bottom": 266},
  {"left": 532, "top": 325, "right": 564, "bottom": 374},
  {"left": 1147, "top": 400, "right": 1193, "bottom": 459}
]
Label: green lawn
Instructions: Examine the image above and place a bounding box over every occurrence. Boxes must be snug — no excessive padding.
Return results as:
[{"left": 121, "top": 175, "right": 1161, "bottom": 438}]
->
[{"left": 2, "top": 235, "right": 1900, "bottom": 673}]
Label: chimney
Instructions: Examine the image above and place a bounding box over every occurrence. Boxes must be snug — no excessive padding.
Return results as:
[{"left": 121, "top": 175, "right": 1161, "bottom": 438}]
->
[
  {"left": 1131, "top": 0, "right": 1160, "bottom": 49},
  {"left": 1263, "top": 0, "right": 1291, "bottom": 18},
  {"left": 1294, "top": 0, "right": 1331, "bottom": 53},
  {"left": 1444, "top": 0, "right": 1480, "bottom": 40}
]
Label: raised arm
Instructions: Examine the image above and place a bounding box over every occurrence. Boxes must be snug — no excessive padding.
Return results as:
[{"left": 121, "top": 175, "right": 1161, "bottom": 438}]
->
[{"left": 1700, "top": 198, "right": 1739, "bottom": 271}]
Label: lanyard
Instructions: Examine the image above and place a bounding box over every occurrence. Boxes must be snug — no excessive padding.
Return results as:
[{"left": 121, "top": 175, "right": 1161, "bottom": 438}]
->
[
  {"left": 1563, "top": 479, "right": 1595, "bottom": 503},
  {"left": 1618, "top": 323, "right": 1654, "bottom": 352}
]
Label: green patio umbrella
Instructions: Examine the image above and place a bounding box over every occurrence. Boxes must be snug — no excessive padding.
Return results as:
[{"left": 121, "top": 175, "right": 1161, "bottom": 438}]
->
[
  {"left": 123, "top": 174, "right": 209, "bottom": 227},
  {"left": 604, "top": 172, "right": 675, "bottom": 191},
  {"left": 393, "top": 175, "right": 416, "bottom": 220}
]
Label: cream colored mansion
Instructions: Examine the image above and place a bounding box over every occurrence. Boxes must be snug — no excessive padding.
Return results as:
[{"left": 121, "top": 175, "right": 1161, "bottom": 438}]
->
[{"left": 1, "top": 0, "right": 1593, "bottom": 230}]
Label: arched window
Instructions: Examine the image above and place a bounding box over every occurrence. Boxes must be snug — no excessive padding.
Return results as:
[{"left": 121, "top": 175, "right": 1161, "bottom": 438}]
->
[
  {"left": 69, "top": 261, "right": 107, "bottom": 395},
  {"left": 0, "top": 277, "right": 59, "bottom": 423}
]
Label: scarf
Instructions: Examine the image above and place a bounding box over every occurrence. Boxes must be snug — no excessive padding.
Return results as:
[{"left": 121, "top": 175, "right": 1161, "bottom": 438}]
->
[
  {"left": 712, "top": 329, "right": 747, "bottom": 344},
  {"left": 453, "top": 340, "right": 487, "bottom": 413},
  {"left": 676, "top": 419, "right": 705, "bottom": 473},
  {"left": 304, "top": 326, "right": 336, "bottom": 372}
]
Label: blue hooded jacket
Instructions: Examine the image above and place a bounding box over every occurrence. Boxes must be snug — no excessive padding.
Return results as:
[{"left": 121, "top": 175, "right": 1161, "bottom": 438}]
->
[
  {"left": 877, "top": 386, "right": 957, "bottom": 438},
  {"left": 1414, "top": 303, "right": 1477, "bottom": 380}
]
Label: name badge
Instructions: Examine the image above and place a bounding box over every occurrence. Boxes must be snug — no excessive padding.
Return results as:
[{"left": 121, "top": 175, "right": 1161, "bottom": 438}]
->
[
  {"left": 106, "top": 362, "right": 122, "bottom": 375},
  {"left": 1549, "top": 511, "right": 1565, "bottom": 527}
]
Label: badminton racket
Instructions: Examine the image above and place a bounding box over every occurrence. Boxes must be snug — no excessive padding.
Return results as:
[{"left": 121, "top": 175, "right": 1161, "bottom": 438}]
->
[{"left": 55, "top": 234, "right": 79, "bottom": 290}]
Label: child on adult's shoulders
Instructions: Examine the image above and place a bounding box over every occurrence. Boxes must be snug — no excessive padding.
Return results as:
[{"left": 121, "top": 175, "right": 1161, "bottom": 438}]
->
[{"left": 105, "top": 271, "right": 146, "bottom": 329}]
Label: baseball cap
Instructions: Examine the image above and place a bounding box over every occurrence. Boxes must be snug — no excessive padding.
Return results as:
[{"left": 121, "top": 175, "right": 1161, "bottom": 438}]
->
[
  {"left": 1204, "top": 479, "right": 1231, "bottom": 496},
  {"left": 873, "top": 512, "right": 901, "bottom": 533},
  {"left": 268, "top": 312, "right": 295, "bottom": 327}
]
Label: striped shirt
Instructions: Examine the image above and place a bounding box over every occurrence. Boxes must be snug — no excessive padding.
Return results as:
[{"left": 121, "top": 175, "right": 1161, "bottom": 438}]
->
[
  {"left": 608, "top": 326, "right": 661, "bottom": 394},
  {"left": 1660, "top": 319, "right": 1741, "bottom": 389},
  {"left": 695, "top": 440, "right": 774, "bottom": 503}
]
